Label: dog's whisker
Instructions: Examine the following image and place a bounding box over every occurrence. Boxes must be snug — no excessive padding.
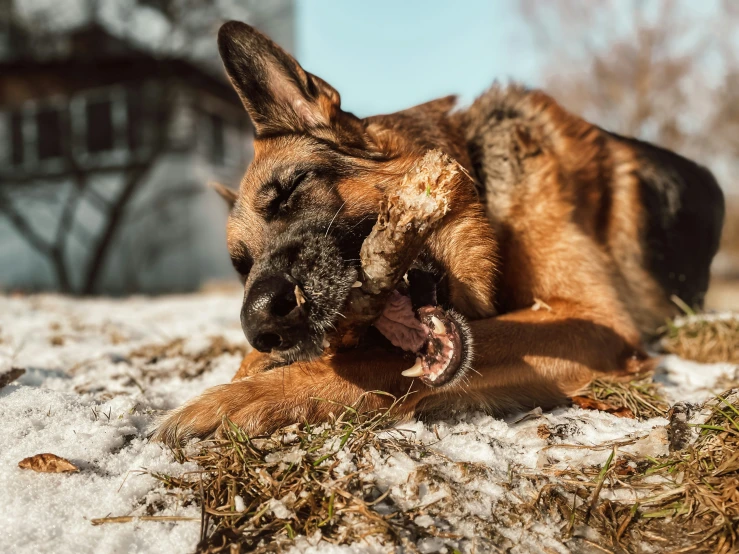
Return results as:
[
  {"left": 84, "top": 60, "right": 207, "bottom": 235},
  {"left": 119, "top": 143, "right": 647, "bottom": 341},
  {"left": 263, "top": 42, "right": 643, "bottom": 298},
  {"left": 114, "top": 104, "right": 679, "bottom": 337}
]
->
[
  {"left": 347, "top": 214, "right": 372, "bottom": 231},
  {"left": 325, "top": 200, "right": 347, "bottom": 238}
]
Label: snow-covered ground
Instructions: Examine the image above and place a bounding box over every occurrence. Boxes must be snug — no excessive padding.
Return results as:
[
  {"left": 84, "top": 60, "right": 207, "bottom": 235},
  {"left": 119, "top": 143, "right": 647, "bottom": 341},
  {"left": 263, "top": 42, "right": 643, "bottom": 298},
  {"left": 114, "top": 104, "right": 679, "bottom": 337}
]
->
[{"left": 0, "top": 293, "right": 736, "bottom": 554}]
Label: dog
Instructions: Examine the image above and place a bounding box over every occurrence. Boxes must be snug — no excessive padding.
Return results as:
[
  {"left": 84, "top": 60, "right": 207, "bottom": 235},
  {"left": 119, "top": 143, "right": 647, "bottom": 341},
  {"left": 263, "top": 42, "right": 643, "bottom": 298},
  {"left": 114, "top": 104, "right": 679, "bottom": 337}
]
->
[{"left": 155, "top": 21, "right": 724, "bottom": 445}]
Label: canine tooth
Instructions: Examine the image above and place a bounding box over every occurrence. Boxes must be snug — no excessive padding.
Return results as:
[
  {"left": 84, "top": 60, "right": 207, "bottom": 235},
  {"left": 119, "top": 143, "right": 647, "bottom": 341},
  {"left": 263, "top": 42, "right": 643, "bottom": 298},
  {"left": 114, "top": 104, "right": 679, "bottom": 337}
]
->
[
  {"left": 352, "top": 280, "right": 362, "bottom": 288},
  {"left": 294, "top": 285, "right": 306, "bottom": 307},
  {"left": 430, "top": 316, "right": 445, "bottom": 335},
  {"left": 322, "top": 338, "right": 330, "bottom": 349},
  {"left": 402, "top": 358, "right": 424, "bottom": 378}
]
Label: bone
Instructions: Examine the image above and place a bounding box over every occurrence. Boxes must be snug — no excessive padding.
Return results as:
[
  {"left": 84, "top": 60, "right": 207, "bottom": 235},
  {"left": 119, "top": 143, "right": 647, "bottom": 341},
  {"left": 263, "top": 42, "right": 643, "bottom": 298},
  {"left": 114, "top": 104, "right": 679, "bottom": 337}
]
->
[{"left": 328, "top": 149, "right": 466, "bottom": 350}]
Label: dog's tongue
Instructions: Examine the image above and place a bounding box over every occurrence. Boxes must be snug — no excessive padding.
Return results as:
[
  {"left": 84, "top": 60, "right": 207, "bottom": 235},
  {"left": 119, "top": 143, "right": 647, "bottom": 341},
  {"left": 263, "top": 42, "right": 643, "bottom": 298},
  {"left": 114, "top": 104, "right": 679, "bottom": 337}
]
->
[{"left": 373, "top": 290, "right": 427, "bottom": 352}]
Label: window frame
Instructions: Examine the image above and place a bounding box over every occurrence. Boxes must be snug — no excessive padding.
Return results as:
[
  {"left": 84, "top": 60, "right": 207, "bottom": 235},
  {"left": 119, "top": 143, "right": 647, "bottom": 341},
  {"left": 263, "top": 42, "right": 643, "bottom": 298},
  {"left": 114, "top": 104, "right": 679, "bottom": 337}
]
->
[
  {"left": 70, "top": 85, "right": 130, "bottom": 167},
  {"left": 1, "top": 86, "right": 139, "bottom": 176},
  {"left": 5, "top": 96, "right": 69, "bottom": 174}
]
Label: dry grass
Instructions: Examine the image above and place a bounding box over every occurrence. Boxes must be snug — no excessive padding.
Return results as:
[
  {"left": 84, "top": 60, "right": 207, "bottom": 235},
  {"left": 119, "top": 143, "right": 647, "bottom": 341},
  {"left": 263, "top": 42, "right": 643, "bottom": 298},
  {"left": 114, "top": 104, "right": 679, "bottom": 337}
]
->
[
  {"left": 145, "top": 386, "right": 739, "bottom": 553},
  {"left": 151, "top": 396, "right": 555, "bottom": 553},
  {"left": 574, "top": 373, "right": 670, "bottom": 420},
  {"left": 660, "top": 313, "right": 739, "bottom": 364},
  {"left": 632, "top": 390, "right": 739, "bottom": 553},
  {"left": 542, "top": 389, "right": 739, "bottom": 554},
  {"left": 130, "top": 337, "right": 248, "bottom": 380},
  {"left": 149, "top": 389, "right": 738, "bottom": 553},
  {"left": 157, "top": 403, "right": 405, "bottom": 552}
]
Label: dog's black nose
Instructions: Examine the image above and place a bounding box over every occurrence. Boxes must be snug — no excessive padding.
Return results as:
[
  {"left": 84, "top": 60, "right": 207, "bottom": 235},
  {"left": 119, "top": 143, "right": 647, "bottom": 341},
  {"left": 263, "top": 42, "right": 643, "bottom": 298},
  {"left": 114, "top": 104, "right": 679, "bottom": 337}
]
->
[{"left": 241, "top": 274, "right": 308, "bottom": 353}]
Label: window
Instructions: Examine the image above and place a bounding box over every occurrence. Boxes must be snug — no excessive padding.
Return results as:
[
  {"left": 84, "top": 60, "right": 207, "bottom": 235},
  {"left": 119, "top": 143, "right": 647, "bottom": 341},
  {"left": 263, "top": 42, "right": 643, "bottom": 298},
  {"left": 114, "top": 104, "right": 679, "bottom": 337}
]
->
[
  {"left": 85, "top": 98, "right": 114, "bottom": 153},
  {"left": 125, "top": 88, "right": 145, "bottom": 152},
  {"left": 4, "top": 86, "right": 153, "bottom": 172},
  {"left": 10, "top": 111, "right": 24, "bottom": 166},
  {"left": 209, "top": 113, "right": 225, "bottom": 166},
  {"left": 36, "top": 107, "right": 63, "bottom": 160},
  {"left": 70, "top": 86, "right": 141, "bottom": 164}
]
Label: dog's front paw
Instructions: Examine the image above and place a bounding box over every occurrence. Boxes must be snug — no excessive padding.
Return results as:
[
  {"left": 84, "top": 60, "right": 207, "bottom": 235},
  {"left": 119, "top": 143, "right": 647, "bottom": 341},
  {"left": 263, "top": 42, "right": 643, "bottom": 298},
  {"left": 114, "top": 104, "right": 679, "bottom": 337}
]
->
[{"left": 152, "top": 380, "right": 277, "bottom": 446}]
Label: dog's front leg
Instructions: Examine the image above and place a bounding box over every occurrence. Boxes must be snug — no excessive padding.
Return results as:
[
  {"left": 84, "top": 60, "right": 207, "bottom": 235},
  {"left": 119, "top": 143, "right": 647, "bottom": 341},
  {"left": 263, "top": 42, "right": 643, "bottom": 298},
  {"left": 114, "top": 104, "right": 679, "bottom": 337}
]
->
[
  {"left": 232, "top": 349, "right": 283, "bottom": 380},
  {"left": 154, "top": 347, "right": 428, "bottom": 446}
]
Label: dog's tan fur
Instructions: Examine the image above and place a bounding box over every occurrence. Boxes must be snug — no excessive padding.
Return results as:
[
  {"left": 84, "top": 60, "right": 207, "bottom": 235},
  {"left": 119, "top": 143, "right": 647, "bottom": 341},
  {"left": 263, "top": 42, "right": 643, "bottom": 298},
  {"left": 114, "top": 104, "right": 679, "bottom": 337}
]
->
[{"left": 155, "top": 23, "right": 722, "bottom": 444}]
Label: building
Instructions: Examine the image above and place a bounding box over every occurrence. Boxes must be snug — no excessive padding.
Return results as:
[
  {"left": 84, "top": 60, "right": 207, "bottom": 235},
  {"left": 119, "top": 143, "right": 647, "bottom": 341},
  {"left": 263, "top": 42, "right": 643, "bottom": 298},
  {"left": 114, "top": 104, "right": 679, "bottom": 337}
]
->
[{"left": 0, "top": 0, "right": 294, "bottom": 294}]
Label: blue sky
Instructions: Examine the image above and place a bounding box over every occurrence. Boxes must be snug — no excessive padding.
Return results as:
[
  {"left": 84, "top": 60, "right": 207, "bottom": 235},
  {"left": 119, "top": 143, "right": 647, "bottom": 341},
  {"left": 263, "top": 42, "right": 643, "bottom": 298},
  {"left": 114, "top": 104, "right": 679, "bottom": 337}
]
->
[{"left": 295, "top": 0, "right": 540, "bottom": 117}]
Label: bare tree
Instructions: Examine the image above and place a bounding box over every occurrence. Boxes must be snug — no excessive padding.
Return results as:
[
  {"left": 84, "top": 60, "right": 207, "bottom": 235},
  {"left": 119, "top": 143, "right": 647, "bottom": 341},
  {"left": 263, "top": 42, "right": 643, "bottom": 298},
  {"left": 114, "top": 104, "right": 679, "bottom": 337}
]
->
[
  {"left": 519, "top": 0, "right": 738, "bottom": 174},
  {"left": 520, "top": 0, "right": 739, "bottom": 275}
]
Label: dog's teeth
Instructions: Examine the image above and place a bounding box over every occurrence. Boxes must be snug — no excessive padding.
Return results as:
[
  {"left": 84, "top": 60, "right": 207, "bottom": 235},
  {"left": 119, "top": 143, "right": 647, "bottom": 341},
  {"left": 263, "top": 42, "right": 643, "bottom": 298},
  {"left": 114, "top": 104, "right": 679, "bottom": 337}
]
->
[
  {"left": 402, "top": 358, "right": 424, "bottom": 378},
  {"left": 430, "top": 316, "right": 445, "bottom": 335},
  {"left": 294, "top": 285, "right": 306, "bottom": 307},
  {"left": 322, "top": 338, "right": 330, "bottom": 349},
  {"left": 352, "top": 280, "right": 362, "bottom": 288}
]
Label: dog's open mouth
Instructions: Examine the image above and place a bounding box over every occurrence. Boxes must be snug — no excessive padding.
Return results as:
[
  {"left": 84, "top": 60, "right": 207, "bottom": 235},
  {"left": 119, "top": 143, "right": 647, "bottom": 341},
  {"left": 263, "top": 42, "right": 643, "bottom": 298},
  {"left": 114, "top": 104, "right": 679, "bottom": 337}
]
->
[{"left": 373, "top": 289, "right": 468, "bottom": 387}]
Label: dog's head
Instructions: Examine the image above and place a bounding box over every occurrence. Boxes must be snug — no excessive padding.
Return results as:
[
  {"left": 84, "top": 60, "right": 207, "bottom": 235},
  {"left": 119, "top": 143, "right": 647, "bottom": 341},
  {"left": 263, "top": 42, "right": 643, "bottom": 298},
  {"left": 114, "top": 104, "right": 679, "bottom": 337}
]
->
[{"left": 218, "top": 22, "right": 496, "bottom": 369}]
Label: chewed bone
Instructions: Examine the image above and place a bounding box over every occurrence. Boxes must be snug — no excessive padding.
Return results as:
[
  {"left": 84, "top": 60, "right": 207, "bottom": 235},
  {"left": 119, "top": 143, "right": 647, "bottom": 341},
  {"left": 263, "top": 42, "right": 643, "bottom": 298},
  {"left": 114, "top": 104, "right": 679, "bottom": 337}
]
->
[{"left": 328, "top": 150, "right": 465, "bottom": 350}]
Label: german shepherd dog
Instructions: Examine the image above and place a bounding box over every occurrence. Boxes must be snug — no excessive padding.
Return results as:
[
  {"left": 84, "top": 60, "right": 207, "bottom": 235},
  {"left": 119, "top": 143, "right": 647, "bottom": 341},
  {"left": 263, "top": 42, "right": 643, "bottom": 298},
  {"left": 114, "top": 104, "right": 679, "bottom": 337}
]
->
[{"left": 155, "top": 22, "right": 724, "bottom": 444}]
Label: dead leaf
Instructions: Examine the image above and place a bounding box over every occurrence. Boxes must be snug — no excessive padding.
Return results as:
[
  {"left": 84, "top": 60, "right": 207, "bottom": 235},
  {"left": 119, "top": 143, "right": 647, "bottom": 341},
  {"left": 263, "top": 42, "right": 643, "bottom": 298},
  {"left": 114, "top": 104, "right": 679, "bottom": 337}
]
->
[
  {"left": 0, "top": 367, "right": 24, "bottom": 389},
  {"left": 537, "top": 424, "right": 552, "bottom": 439},
  {"left": 610, "top": 406, "right": 636, "bottom": 418},
  {"left": 570, "top": 396, "right": 635, "bottom": 418},
  {"left": 18, "top": 453, "right": 79, "bottom": 473},
  {"left": 613, "top": 458, "right": 637, "bottom": 476}
]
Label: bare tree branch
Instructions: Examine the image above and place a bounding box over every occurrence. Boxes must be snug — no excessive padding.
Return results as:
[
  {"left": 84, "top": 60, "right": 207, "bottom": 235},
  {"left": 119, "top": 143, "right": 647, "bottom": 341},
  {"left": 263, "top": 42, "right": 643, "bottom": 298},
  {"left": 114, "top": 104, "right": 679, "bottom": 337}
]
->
[{"left": 1, "top": 0, "right": 260, "bottom": 294}]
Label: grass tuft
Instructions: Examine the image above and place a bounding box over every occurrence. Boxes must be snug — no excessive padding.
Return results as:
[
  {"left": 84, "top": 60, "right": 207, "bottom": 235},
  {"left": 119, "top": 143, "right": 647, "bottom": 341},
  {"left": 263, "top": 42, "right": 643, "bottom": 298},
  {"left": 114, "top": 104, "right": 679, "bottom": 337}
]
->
[
  {"left": 151, "top": 396, "right": 563, "bottom": 553},
  {"left": 152, "top": 395, "right": 447, "bottom": 552},
  {"left": 660, "top": 313, "right": 739, "bottom": 364},
  {"left": 631, "top": 389, "right": 739, "bottom": 553},
  {"left": 545, "top": 389, "right": 739, "bottom": 554},
  {"left": 574, "top": 373, "right": 670, "bottom": 420}
]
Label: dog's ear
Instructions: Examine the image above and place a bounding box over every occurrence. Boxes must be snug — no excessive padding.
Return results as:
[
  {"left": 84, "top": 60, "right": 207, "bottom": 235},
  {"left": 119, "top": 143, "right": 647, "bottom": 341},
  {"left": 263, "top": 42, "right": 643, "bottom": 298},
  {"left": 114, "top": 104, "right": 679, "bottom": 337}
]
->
[
  {"left": 209, "top": 181, "right": 238, "bottom": 208},
  {"left": 218, "top": 21, "right": 341, "bottom": 135}
]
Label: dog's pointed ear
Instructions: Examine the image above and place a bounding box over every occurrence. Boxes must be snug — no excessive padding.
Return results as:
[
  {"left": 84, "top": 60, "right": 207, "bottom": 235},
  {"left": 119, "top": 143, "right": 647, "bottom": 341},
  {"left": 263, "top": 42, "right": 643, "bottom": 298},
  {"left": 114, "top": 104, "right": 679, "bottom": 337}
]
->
[
  {"left": 209, "top": 181, "right": 238, "bottom": 208},
  {"left": 218, "top": 21, "right": 341, "bottom": 135}
]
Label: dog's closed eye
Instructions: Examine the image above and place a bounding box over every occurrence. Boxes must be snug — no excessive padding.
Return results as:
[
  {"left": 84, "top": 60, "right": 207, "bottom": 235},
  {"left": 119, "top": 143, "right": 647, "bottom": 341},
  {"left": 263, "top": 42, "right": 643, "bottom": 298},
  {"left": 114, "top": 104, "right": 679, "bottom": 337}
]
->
[
  {"left": 259, "top": 170, "right": 309, "bottom": 219},
  {"left": 230, "top": 245, "right": 253, "bottom": 281}
]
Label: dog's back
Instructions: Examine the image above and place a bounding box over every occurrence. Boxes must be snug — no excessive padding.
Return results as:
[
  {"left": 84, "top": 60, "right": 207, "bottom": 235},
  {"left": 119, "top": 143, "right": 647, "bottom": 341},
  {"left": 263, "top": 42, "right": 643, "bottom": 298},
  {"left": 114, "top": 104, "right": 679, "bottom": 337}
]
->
[
  {"left": 460, "top": 85, "right": 724, "bottom": 334},
  {"left": 607, "top": 132, "right": 725, "bottom": 307}
]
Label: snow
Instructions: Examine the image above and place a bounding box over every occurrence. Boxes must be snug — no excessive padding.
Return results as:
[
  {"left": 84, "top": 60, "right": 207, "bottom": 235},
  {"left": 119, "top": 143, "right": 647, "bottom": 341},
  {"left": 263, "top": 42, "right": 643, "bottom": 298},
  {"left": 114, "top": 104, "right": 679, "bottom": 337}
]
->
[
  {"left": 0, "top": 293, "right": 736, "bottom": 553},
  {"left": 0, "top": 293, "right": 243, "bottom": 554}
]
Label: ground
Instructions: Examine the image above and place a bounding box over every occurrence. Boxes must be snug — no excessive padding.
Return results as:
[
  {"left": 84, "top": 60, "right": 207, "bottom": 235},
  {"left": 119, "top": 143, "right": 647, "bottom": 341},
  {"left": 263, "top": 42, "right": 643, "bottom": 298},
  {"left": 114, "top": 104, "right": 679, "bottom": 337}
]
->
[{"left": 0, "top": 292, "right": 736, "bottom": 554}]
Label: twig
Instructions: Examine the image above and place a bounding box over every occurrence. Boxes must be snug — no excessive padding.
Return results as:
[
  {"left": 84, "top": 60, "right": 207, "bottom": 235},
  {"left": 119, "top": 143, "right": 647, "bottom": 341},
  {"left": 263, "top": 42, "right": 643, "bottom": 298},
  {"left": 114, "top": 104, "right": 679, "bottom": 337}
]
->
[{"left": 90, "top": 515, "right": 198, "bottom": 526}]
